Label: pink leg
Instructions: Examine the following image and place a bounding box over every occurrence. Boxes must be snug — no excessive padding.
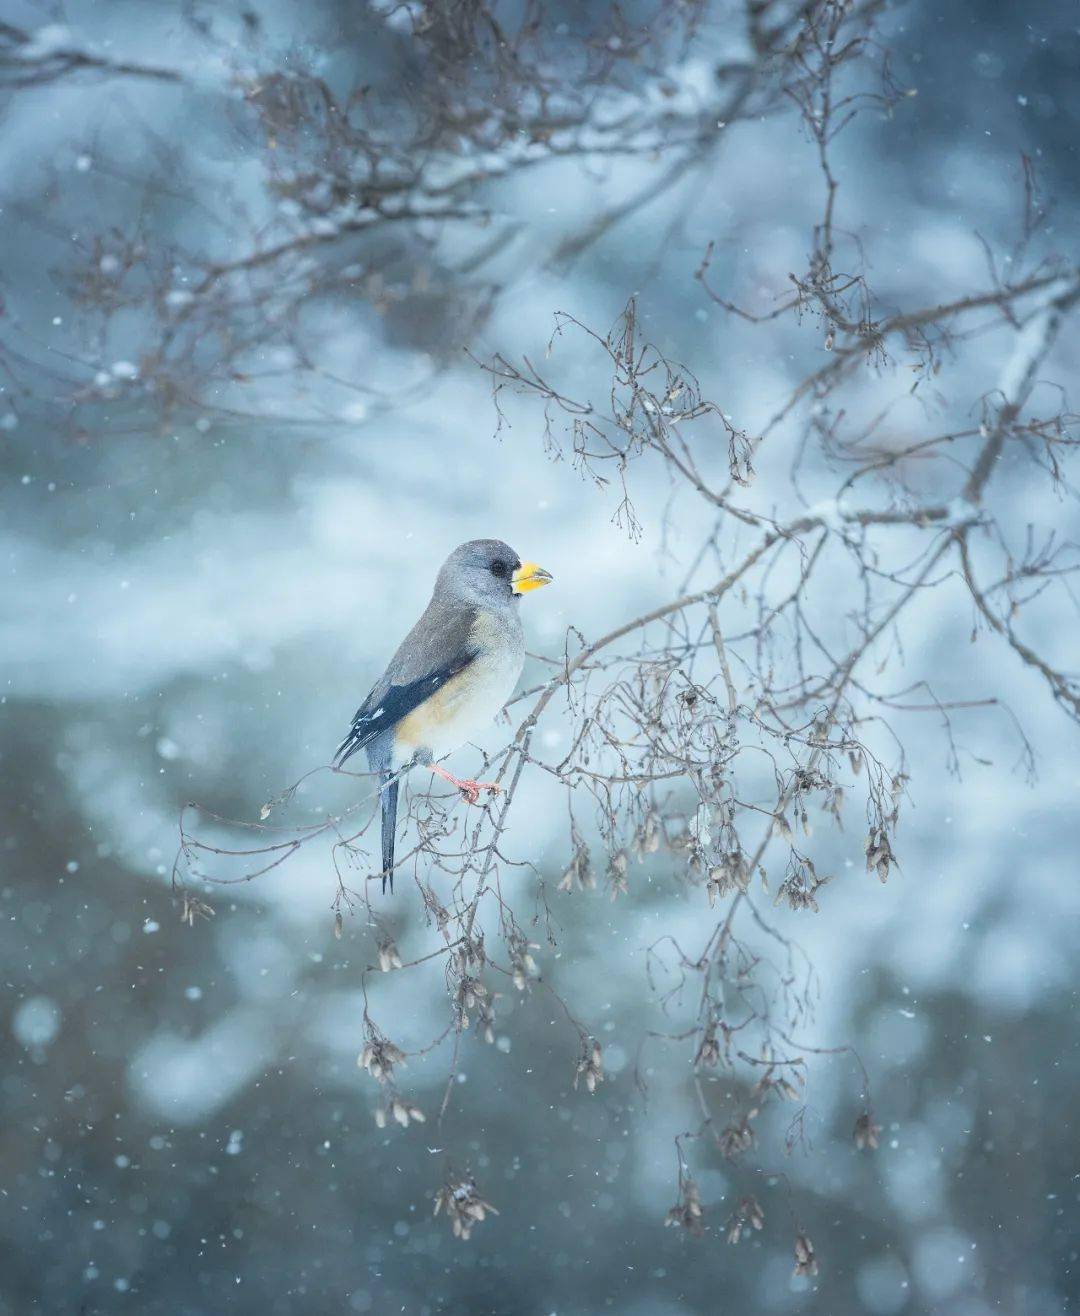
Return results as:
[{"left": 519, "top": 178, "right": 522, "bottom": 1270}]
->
[{"left": 429, "top": 762, "right": 502, "bottom": 805}]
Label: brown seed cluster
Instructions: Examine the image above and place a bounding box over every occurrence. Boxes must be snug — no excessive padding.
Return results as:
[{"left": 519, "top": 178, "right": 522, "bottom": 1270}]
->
[
  {"left": 853, "top": 1110, "right": 881, "bottom": 1150},
  {"left": 607, "top": 849, "right": 630, "bottom": 899},
  {"left": 358, "top": 1036, "right": 405, "bottom": 1083},
  {"left": 775, "top": 857, "right": 830, "bottom": 912},
  {"left": 752, "top": 1063, "right": 804, "bottom": 1105},
  {"left": 574, "top": 1040, "right": 604, "bottom": 1093},
  {"left": 507, "top": 935, "right": 539, "bottom": 991},
  {"left": 358, "top": 1033, "right": 424, "bottom": 1127},
  {"left": 706, "top": 849, "right": 749, "bottom": 905},
  {"left": 374, "top": 1098, "right": 425, "bottom": 1130},
  {"left": 557, "top": 834, "right": 595, "bottom": 892},
  {"left": 179, "top": 893, "right": 214, "bottom": 926},
  {"left": 377, "top": 936, "right": 403, "bottom": 972},
  {"left": 664, "top": 1178, "right": 704, "bottom": 1234},
  {"left": 725, "top": 1195, "right": 765, "bottom": 1245},
  {"left": 865, "top": 826, "right": 895, "bottom": 884},
  {"left": 694, "top": 1018, "right": 731, "bottom": 1069},
  {"left": 718, "top": 1119, "right": 755, "bottom": 1160},
  {"left": 434, "top": 1177, "right": 499, "bottom": 1241},
  {"left": 793, "top": 1231, "right": 819, "bottom": 1278}
]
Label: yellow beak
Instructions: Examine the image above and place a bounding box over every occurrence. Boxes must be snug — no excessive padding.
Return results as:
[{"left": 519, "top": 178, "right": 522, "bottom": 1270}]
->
[{"left": 511, "top": 561, "right": 553, "bottom": 595}]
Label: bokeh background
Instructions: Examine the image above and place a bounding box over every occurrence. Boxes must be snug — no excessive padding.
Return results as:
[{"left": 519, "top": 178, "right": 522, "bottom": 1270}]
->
[{"left": 2, "top": 1, "right": 1079, "bottom": 1313}]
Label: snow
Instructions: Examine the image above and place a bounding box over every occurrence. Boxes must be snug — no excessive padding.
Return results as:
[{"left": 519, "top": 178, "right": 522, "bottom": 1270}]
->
[
  {"left": 12, "top": 996, "right": 61, "bottom": 1048},
  {"left": 808, "top": 497, "right": 848, "bottom": 534},
  {"left": 17, "top": 25, "right": 75, "bottom": 59},
  {"left": 127, "top": 1009, "right": 275, "bottom": 1123},
  {"left": 997, "top": 298, "right": 1061, "bottom": 402}
]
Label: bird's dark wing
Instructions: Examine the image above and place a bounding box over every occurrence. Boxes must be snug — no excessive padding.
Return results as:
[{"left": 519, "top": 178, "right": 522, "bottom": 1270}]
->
[
  {"left": 333, "top": 662, "right": 475, "bottom": 766},
  {"left": 333, "top": 597, "right": 479, "bottom": 769}
]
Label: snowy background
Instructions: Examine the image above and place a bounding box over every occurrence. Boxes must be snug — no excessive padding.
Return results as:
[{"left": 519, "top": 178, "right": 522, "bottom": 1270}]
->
[{"left": 2, "top": 1, "right": 1079, "bottom": 1313}]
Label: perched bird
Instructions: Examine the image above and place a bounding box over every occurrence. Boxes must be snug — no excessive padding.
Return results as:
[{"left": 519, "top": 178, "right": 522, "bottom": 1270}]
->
[{"left": 334, "top": 539, "right": 553, "bottom": 892}]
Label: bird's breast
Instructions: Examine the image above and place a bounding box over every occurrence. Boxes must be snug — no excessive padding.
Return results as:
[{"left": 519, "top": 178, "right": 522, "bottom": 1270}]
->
[{"left": 394, "top": 609, "right": 524, "bottom": 765}]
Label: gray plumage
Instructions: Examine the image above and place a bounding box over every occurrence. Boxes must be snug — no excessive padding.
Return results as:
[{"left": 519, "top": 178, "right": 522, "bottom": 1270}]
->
[{"left": 334, "top": 539, "right": 551, "bottom": 892}]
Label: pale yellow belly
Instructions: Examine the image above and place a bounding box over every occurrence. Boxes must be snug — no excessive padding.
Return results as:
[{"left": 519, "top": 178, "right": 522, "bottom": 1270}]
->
[{"left": 393, "top": 655, "right": 519, "bottom": 766}]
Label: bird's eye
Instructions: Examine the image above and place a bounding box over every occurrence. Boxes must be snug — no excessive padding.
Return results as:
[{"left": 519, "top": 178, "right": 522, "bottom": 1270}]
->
[{"left": 490, "top": 560, "right": 507, "bottom": 578}]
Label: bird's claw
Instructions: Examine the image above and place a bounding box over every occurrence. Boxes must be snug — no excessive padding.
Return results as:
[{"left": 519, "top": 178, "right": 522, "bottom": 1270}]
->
[
  {"left": 456, "top": 779, "right": 501, "bottom": 805},
  {"left": 429, "top": 763, "right": 501, "bottom": 804}
]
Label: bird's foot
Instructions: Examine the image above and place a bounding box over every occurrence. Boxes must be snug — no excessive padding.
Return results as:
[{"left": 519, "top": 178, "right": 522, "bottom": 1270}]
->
[
  {"left": 430, "top": 763, "right": 502, "bottom": 805},
  {"left": 456, "top": 778, "right": 502, "bottom": 805}
]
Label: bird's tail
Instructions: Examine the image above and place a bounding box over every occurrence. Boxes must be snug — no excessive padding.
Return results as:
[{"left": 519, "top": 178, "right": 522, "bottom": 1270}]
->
[{"left": 379, "top": 771, "right": 399, "bottom": 894}]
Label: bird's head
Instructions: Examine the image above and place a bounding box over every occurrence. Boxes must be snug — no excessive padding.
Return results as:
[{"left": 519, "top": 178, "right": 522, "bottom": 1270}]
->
[{"left": 438, "top": 539, "right": 553, "bottom": 608}]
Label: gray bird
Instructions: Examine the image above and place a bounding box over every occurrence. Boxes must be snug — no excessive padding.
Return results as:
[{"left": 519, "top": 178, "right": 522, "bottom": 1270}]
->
[{"left": 334, "top": 539, "right": 553, "bottom": 891}]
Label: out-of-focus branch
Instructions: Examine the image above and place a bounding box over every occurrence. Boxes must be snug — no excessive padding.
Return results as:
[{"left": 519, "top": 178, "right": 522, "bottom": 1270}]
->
[{"left": 0, "top": 20, "right": 182, "bottom": 87}]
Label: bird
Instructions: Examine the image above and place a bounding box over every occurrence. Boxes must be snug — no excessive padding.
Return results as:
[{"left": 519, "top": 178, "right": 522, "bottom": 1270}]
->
[{"left": 333, "top": 539, "right": 553, "bottom": 892}]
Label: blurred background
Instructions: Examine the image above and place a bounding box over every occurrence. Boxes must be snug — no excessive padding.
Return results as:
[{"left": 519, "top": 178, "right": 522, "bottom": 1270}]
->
[{"left": 1, "top": 0, "right": 1079, "bottom": 1312}]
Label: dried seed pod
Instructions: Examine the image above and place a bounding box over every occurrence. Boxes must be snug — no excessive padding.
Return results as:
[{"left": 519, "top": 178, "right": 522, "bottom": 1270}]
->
[
  {"left": 633, "top": 809, "right": 661, "bottom": 857},
  {"left": 478, "top": 998, "right": 497, "bottom": 1045},
  {"left": 793, "top": 1231, "right": 819, "bottom": 1277},
  {"left": 558, "top": 835, "right": 594, "bottom": 893},
  {"left": 665, "top": 1177, "right": 704, "bottom": 1233},
  {"left": 377, "top": 936, "right": 403, "bottom": 972},
  {"left": 853, "top": 1110, "right": 881, "bottom": 1150},
  {"left": 574, "top": 1039, "right": 604, "bottom": 1093},
  {"left": 358, "top": 1036, "right": 406, "bottom": 1083},
  {"left": 508, "top": 936, "right": 538, "bottom": 991},
  {"left": 718, "top": 1120, "right": 754, "bottom": 1159},
  {"left": 695, "top": 1025, "right": 722, "bottom": 1069},
  {"left": 726, "top": 1195, "right": 764, "bottom": 1244},
  {"left": 434, "top": 1176, "right": 498, "bottom": 1242},
  {"left": 607, "top": 849, "right": 629, "bottom": 899}
]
